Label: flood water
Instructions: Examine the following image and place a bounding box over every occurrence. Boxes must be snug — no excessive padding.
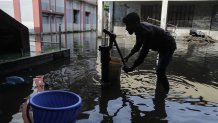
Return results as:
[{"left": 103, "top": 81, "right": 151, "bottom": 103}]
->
[{"left": 1, "top": 32, "right": 218, "bottom": 123}]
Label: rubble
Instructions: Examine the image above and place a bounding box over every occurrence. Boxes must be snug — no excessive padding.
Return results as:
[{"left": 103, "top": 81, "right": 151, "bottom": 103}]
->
[{"left": 183, "top": 29, "right": 217, "bottom": 45}]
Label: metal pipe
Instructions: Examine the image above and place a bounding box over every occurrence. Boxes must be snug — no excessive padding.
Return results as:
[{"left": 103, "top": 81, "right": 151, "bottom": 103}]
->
[
  {"left": 147, "top": 16, "right": 177, "bottom": 27},
  {"left": 103, "top": 29, "right": 126, "bottom": 66},
  {"left": 59, "top": 24, "right": 61, "bottom": 50},
  {"left": 99, "top": 46, "right": 111, "bottom": 86}
]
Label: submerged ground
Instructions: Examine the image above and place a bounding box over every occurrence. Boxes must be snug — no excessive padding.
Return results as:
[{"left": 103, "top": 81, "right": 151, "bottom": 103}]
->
[{"left": 0, "top": 32, "right": 218, "bottom": 123}]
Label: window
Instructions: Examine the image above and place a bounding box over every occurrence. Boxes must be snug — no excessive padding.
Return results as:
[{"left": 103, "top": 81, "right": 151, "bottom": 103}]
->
[
  {"left": 42, "top": 14, "right": 49, "bottom": 32},
  {"left": 85, "top": 12, "right": 90, "bottom": 24},
  {"left": 73, "top": 10, "right": 79, "bottom": 24},
  {"left": 141, "top": 5, "right": 162, "bottom": 26},
  {"left": 167, "top": 5, "right": 194, "bottom": 27}
]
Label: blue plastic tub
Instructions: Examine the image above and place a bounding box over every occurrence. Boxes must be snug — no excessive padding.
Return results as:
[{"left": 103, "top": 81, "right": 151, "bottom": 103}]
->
[{"left": 27, "top": 90, "right": 82, "bottom": 123}]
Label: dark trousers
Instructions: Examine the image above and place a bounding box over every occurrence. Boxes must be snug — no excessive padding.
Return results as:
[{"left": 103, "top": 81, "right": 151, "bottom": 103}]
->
[{"left": 156, "top": 50, "right": 175, "bottom": 91}]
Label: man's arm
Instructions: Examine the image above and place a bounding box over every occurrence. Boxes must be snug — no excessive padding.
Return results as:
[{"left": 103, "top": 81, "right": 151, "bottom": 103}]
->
[
  {"left": 124, "top": 35, "right": 143, "bottom": 61},
  {"left": 123, "top": 46, "right": 149, "bottom": 73},
  {"left": 132, "top": 46, "right": 149, "bottom": 69}
]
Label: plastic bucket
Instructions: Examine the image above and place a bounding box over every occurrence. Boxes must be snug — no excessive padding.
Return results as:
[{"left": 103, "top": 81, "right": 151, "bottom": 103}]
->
[
  {"left": 109, "top": 57, "right": 122, "bottom": 83},
  {"left": 27, "top": 90, "right": 82, "bottom": 123}
]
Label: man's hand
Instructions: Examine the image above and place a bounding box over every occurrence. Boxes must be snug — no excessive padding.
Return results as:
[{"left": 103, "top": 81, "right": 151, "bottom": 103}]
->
[
  {"left": 124, "top": 56, "right": 130, "bottom": 62},
  {"left": 123, "top": 66, "right": 134, "bottom": 73}
]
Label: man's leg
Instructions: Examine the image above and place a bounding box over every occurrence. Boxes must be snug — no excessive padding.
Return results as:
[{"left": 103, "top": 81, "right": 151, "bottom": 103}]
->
[{"left": 156, "top": 50, "right": 174, "bottom": 93}]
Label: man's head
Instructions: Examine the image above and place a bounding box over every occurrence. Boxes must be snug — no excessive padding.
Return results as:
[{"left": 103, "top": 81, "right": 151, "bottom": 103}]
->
[{"left": 122, "top": 12, "right": 140, "bottom": 35}]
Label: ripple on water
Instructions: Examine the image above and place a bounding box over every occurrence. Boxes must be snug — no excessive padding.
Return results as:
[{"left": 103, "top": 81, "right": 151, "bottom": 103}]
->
[
  {"left": 78, "top": 70, "right": 218, "bottom": 123},
  {"left": 120, "top": 70, "right": 218, "bottom": 122},
  {"left": 119, "top": 70, "right": 218, "bottom": 103}
]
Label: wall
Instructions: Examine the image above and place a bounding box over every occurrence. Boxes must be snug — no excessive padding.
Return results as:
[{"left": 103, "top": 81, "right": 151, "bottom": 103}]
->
[
  {"left": 40, "top": 0, "right": 65, "bottom": 34},
  {"left": 66, "top": 0, "right": 73, "bottom": 31},
  {"left": 0, "top": 0, "right": 96, "bottom": 34},
  {"left": 65, "top": 0, "right": 96, "bottom": 32},
  {"left": 112, "top": 1, "right": 218, "bottom": 39},
  {"left": 56, "top": 0, "right": 64, "bottom": 13},
  {"left": 56, "top": 0, "right": 65, "bottom": 32},
  {"left": 41, "top": 0, "right": 49, "bottom": 11},
  {"left": 50, "top": 0, "right": 57, "bottom": 33},
  {"left": 40, "top": 0, "right": 97, "bottom": 33},
  {"left": 42, "top": 14, "right": 50, "bottom": 33},
  {"left": 173, "top": 1, "right": 218, "bottom": 39},
  {"left": 73, "top": 0, "right": 81, "bottom": 31},
  {"left": 84, "top": 3, "right": 90, "bottom": 30},
  {"left": 113, "top": 1, "right": 141, "bottom": 35},
  {"left": 84, "top": 3, "right": 96, "bottom": 31},
  {"left": 91, "top": 6, "right": 97, "bottom": 30},
  {"left": 192, "top": 2, "right": 213, "bottom": 30}
]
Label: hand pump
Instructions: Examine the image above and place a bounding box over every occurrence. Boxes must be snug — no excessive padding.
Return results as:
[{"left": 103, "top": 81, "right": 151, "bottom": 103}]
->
[
  {"left": 99, "top": 29, "right": 126, "bottom": 87},
  {"left": 102, "top": 29, "right": 126, "bottom": 66}
]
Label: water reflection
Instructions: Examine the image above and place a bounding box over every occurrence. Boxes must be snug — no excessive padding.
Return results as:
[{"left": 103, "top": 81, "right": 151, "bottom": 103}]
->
[
  {"left": 170, "top": 41, "right": 218, "bottom": 85},
  {"left": 69, "top": 32, "right": 97, "bottom": 58},
  {"left": 77, "top": 69, "right": 218, "bottom": 123},
  {"left": 101, "top": 82, "right": 167, "bottom": 123},
  {"left": 76, "top": 36, "right": 218, "bottom": 123},
  {"left": 99, "top": 84, "right": 123, "bottom": 122},
  {"left": 99, "top": 83, "right": 168, "bottom": 123},
  {"left": 29, "top": 32, "right": 97, "bottom": 59},
  {"left": 29, "top": 34, "right": 66, "bottom": 55},
  {"left": 0, "top": 77, "right": 32, "bottom": 123},
  {"left": 1, "top": 32, "right": 218, "bottom": 123}
]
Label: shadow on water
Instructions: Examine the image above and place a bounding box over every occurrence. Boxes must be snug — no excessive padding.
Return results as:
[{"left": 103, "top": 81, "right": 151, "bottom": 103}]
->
[
  {"left": 96, "top": 81, "right": 168, "bottom": 123},
  {"left": 1, "top": 32, "right": 218, "bottom": 123},
  {"left": 0, "top": 78, "right": 32, "bottom": 122}
]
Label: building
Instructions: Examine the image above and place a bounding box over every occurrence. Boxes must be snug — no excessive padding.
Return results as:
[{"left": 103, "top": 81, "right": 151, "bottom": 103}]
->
[
  {"left": 0, "top": 0, "right": 97, "bottom": 34},
  {"left": 98, "top": 0, "right": 218, "bottom": 40}
]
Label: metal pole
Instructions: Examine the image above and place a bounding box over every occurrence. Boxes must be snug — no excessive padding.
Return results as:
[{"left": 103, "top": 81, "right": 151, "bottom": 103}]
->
[
  {"left": 103, "top": 29, "right": 126, "bottom": 66},
  {"left": 99, "top": 46, "right": 111, "bottom": 86},
  {"left": 59, "top": 24, "right": 61, "bottom": 50}
]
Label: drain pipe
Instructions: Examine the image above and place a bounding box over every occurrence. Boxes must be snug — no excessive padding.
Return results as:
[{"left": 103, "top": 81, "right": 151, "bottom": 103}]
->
[{"left": 59, "top": 24, "right": 61, "bottom": 50}]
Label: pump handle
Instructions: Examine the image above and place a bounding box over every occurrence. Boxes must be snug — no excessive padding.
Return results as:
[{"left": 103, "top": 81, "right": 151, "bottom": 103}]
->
[
  {"left": 102, "top": 29, "right": 127, "bottom": 67},
  {"left": 103, "top": 29, "right": 116, "bottom": 38}
]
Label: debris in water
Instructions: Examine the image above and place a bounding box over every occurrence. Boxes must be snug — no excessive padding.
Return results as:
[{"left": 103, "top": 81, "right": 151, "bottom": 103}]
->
[
  {"left": 184, "top": 35, "right": 217, "bottom": 44},
  {"left": 183, "top": 29, "right": 217, "bottom": 45}
]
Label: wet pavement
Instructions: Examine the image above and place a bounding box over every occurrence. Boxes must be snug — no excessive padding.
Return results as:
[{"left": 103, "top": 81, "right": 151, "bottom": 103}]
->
[{"left": 1, "top": 32, "right": 218, "bottom": 123}]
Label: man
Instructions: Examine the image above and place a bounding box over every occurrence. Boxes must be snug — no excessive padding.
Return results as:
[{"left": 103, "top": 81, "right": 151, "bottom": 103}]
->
[{"left": 122, "top": 12, "right": 176, "bottom": 93}]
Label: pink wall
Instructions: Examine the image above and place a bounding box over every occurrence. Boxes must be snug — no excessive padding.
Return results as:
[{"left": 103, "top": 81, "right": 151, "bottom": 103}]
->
[
  {"left": 13, "top": 0, "right": 21, "bottom": 22},
  {"left": 32, "top": 0, "right": 42, "bottom": 33}
]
